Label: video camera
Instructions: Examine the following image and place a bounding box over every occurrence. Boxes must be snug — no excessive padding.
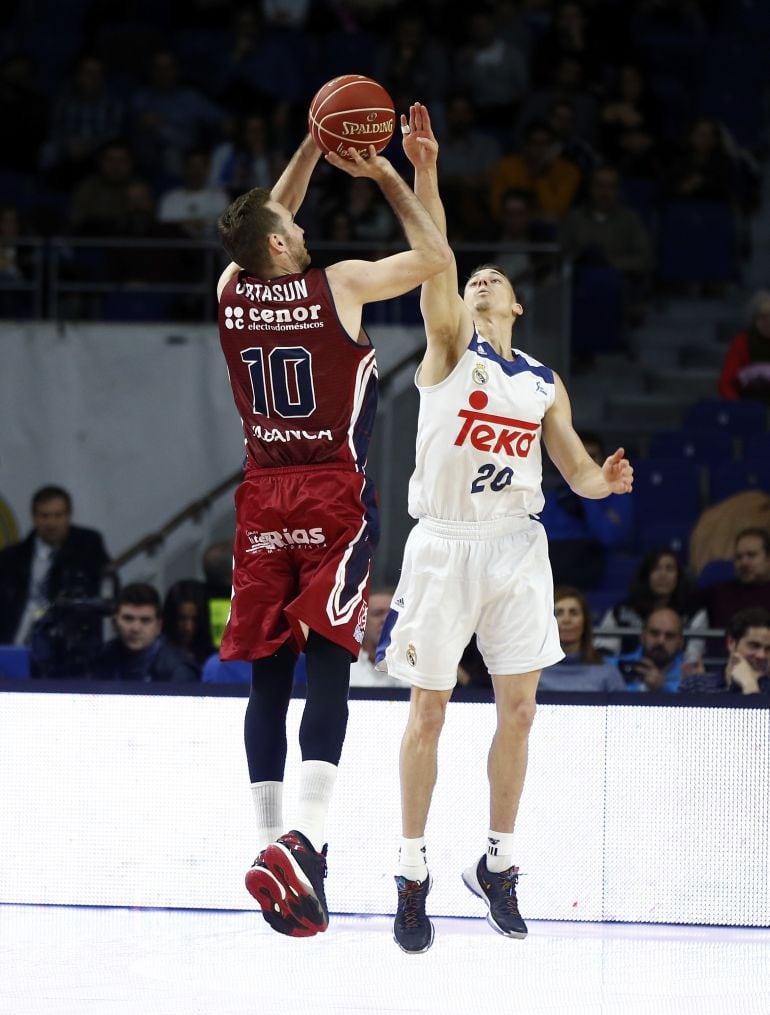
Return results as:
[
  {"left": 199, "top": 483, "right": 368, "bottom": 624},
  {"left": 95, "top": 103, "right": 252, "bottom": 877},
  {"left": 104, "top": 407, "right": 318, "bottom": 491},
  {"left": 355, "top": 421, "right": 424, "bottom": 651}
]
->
[{"left": 29, "top": 595, "right": 115, "bottom": 678}]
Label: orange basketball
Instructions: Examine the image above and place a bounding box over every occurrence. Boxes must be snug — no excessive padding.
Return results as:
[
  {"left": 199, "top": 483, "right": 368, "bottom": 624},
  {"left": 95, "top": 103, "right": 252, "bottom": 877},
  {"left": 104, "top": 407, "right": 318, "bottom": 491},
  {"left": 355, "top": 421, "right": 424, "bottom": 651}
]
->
[{"left": 308, "top": 75, "right": 395, "bottom": 158}]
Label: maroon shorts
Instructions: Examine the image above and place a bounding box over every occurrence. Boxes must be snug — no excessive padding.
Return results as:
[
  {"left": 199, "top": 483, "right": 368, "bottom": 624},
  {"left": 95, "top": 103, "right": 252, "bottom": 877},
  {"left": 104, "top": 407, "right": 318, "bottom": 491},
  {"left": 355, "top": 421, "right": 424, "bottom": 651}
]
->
[{"left": 220, "top": 465, "right": 378, "bottom": 661}]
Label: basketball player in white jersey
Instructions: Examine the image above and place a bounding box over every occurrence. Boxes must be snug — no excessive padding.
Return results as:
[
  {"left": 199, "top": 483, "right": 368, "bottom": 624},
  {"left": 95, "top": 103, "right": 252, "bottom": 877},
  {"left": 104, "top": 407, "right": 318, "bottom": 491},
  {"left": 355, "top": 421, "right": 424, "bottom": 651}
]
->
[{"left": 377, "top": 103, "right": 633, "bottom": 953}]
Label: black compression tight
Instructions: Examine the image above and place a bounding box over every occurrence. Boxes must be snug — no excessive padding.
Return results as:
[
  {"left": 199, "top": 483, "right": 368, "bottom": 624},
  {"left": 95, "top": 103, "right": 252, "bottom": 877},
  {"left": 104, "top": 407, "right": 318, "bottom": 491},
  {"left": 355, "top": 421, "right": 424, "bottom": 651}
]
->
[
  {"left": 299, "top": 630, "right": 351, "bottom": 766},
  {"left": 244, "top": 644, "right": 295, "bottom": 783},
  {"left": 243, "top": 632, "right": 352, "bottom": 783}
]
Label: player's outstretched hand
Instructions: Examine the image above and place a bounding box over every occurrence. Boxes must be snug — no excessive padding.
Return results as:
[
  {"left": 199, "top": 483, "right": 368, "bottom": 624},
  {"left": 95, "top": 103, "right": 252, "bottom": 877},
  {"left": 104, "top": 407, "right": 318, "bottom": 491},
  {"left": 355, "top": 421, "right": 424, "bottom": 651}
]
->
[
  {"left": 602, "top": 447, "right": 633, "bottom": 494},
  {"left": 324, "top": 145, "right": 390, "bottom": 180},
  {"left": 401, "top": 102, "right": 438, "bottom": 169}
]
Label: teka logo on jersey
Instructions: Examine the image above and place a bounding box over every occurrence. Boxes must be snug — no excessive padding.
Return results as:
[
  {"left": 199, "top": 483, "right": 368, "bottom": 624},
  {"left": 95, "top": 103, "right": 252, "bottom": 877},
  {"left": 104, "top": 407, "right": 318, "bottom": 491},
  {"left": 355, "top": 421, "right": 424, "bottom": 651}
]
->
[
  {"left": 245, "top": 527, "right": 327, "bottom": 554},
  {"left": 454, "top": 390, "right": 539, "bottom": 457}
]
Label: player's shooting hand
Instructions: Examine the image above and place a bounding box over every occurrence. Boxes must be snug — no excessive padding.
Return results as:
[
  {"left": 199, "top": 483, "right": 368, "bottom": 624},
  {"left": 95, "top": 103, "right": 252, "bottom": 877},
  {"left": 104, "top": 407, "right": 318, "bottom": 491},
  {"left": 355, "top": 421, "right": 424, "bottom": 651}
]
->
[
  {"left": 324, "top": 145, "right": 391, "bottom": 180},
  {"left": 401, "top": 102, "right": 438, "bottom": 169},
  {"left": 602, "top": 447, "right": 633, "bottom": 494}
]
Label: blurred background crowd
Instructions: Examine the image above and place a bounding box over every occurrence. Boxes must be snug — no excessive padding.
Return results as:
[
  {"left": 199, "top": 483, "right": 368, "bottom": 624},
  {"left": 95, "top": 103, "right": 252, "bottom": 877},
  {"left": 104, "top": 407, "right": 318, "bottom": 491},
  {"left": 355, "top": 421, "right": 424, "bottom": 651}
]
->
[
  {"left": 1, "top": 0, "right": 770, "bottom": 695},
  {"left": 0, "top": 0, "right": 766, "bottom": 312}
]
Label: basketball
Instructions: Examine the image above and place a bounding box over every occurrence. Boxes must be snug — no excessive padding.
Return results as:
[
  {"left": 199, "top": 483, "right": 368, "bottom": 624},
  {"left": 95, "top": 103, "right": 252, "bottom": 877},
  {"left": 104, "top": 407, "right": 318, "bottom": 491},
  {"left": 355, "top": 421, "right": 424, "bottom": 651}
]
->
[{"left": 308, "top": 75, "right": 395, "bottom": 158}]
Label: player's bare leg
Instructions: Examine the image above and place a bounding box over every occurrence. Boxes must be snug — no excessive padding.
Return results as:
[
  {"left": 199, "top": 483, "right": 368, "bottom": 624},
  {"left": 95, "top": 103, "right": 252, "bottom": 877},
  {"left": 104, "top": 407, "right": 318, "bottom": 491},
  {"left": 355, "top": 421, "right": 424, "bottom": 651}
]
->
[
  {"left": 462, "top": 670, "right": 540, "bottom": 938},
  {"left": 394, "top": 686, "right": 453, "bottom": 953}
]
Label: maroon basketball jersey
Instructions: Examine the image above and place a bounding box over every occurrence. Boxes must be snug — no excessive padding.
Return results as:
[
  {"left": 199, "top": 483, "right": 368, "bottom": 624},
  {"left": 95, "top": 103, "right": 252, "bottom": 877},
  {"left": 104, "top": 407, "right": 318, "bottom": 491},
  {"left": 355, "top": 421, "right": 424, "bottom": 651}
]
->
[{"left": 218, "top": 267, "right": 378, "bottom": 471}]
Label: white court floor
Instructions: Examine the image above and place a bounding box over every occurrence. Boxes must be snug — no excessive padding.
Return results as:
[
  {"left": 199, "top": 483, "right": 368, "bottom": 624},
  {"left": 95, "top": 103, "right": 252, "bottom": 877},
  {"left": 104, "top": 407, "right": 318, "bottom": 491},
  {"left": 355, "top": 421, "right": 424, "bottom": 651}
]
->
[{"left": 1, "top": 906, "right": 769, "bottom": 1015}]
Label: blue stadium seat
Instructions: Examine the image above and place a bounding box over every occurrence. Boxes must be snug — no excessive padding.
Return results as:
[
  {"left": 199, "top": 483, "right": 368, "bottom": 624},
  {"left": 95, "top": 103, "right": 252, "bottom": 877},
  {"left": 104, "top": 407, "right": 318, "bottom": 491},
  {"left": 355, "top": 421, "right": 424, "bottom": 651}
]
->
[
  {"left": 696, "top": 558, "right": 735, "bottom": 588},
  {"left": 632, "top": 459, "right": 702, "bottom": 554},
  {"left": 647, "top": 429, "right": 733, "bottom": 468},
  {"left": 633, "top": 458, "right": 702, "bottom": 518},
  {"left": 201, "top": 656, "right": 250, "bottom": 683},
  {"left": 200, "top": 653, "right": 307, "bottom": 685},
  {"left": 587, "top": 550, "right": 642, "bottom": 619},
  {"left": 709, "top": 460, "right": 770, "bottom": 503},
  {"left": 742, "top": 431, "right": 770, "bottom": 461},
  {"left": 682, "top": 398, "right": 767, "bottom": 439},
  {"left": 634, "top": 519, "right": 691, "bottom": 557},
  {"left": 570, "top": 265, "right": 626, "bottom": 358},
  {"left": 0, "top": 646, "right": 31, "bottom": 679},
  {"left": 658, "top": 201, "right": 739, "bottom": 284}
]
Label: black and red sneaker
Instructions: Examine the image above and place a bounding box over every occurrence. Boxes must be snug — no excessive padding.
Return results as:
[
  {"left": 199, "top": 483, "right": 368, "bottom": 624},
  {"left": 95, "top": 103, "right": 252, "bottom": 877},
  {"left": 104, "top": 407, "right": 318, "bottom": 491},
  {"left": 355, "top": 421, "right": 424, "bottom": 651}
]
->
[
  {"left": 247, "top": 830, "right": 329, "bottom": 934},
  {"left": 246, "top": 856, "right": 318, "bottom": 938},
  {"left": 261, "top": 908, "right": 318, "bottom": 938}
]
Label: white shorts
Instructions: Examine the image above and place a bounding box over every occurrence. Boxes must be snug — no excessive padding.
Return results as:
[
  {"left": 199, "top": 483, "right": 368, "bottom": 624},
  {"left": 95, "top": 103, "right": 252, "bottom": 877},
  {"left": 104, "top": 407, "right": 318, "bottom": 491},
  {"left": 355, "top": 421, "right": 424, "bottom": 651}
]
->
[{"left": 381, "top": 515, "right": 564, "bottom": 691}]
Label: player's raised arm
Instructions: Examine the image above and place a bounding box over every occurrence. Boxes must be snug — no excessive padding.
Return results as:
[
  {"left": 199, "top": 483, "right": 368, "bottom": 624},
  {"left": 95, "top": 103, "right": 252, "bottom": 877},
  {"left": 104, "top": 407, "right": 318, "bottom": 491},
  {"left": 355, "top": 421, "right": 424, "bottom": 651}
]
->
[
  {"left": 324, "top": 146, "right": 451, "bottom": 303},
  {"left": 401, "top": 103, "right": 470, "bottom": 353},
  {"left": 270, "top": 134, "right": 323, "bottom": 215}
]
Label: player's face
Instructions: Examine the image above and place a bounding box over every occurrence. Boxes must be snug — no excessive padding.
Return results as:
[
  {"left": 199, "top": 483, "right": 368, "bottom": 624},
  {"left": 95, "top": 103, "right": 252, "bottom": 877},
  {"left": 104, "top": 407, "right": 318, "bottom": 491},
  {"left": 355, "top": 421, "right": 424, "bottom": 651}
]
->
[
  {"left": 734, "top": 536, "right": 770, "bottom": 583},
  {"left": 115, "top": 605, "right": 162, "bottom": 652},
  {"left": 555, "top": 596, "right": 584, "bottom": 649},
  {"left": 463, "top": 269, "right": 520, "bottom": 317},
  {"left": 32, "top": 497, "right": 71, "bottom": 547},
  {"left": 271, "top": 202, "right": 310, "bottom": 271},
  {"left": 648, "top": 554, "right": 678, "bottom": 598},
  {"left": 730, "top": 626, "right": 770, "bottom": 675}
]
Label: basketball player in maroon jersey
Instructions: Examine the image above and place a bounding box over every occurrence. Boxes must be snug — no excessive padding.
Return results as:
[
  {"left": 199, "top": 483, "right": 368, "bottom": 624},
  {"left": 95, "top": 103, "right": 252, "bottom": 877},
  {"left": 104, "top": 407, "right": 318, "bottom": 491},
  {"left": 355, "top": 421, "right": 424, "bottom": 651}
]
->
[{"left": 215, "top": 133, "right": 450, "bottom": 937}]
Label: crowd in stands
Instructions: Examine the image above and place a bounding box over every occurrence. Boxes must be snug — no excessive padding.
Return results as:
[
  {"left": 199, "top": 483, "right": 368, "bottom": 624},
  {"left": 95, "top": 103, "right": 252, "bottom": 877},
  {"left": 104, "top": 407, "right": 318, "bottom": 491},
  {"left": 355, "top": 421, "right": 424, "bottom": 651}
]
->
[
  {"left": 1, "top": 1, "right": 769, "bottom": 692},
  {"left": 0, "top": 0, "right": 767, "bottom": 328},
  {"left": 1, "top": 479, "right": 769, "bottom": 696}
]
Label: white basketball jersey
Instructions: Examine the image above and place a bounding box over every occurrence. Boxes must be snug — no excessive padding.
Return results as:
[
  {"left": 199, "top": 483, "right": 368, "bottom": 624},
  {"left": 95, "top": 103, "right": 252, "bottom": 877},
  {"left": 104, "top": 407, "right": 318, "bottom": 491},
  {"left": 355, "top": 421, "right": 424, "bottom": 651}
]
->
[{"left": 407, "top": 332, "right": 556, "bottom": 523}]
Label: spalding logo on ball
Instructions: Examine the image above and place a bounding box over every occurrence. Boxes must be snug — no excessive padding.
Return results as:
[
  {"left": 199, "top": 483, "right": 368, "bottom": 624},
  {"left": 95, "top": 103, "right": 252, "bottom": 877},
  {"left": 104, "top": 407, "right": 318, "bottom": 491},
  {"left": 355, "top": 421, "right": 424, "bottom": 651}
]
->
[{"left": 308, "top": 75, "right": 395, "bottom": 158}]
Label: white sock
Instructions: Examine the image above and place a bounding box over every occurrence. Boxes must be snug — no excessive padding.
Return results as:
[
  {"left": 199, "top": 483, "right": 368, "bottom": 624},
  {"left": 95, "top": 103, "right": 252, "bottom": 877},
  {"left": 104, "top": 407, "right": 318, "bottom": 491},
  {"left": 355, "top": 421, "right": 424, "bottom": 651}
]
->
[
  {"left": 294, "top": 760, "right": 338, "bottom": 853},
  {"left": 486, "top": 830, "right": 515, "bottom": 873},
  {"left": 398, "top": 836, "right": 428, "bottom": 882},
  {"left": 251, "top": 781, "right": 283, "bottom": 851}
]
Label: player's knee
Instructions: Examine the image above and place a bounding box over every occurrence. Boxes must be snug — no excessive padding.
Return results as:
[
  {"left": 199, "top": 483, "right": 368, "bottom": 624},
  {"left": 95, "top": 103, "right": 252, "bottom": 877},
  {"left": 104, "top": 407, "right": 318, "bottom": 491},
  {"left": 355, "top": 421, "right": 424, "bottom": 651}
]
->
[
  {"left": 408, "top": 693, "right": 448, "bottom": 742},
  {"left": 502, "top": 698, "right": 537, "bottom": 737}
]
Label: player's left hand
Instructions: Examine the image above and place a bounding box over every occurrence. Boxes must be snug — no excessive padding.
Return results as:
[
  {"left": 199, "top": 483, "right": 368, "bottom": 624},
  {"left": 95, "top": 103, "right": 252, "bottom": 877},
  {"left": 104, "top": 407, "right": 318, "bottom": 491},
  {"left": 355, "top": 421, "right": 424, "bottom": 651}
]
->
[
  {"left": 602, "top": 447, "right": 633, "bottom": 494},
  {"left": 401, "top": 102, "right": 438, "bottom": 169}
]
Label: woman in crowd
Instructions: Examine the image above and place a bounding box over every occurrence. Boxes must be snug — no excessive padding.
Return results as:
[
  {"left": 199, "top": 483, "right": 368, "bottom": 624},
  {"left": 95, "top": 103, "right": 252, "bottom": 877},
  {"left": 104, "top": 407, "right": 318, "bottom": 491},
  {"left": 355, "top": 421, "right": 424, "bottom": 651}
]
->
[
  {"left": 539, "top": 585, "right": 626, "bottom": 692},
  {"left": 718, "top": 289, "right": 770, "bottom": 405},
  {"left": 595, "top": 547, "right": 708, "bottom": 663},
  {"left": 161, "top": 579, "right": 215, "bottom": 669}
]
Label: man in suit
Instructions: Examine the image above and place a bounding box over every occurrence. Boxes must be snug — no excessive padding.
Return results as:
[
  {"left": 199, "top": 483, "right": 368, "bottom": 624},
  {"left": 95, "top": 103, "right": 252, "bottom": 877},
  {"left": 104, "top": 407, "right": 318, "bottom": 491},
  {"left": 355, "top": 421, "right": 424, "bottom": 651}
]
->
[{"left": 0, "top": 485, "right": 110, "bottom": 644}]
